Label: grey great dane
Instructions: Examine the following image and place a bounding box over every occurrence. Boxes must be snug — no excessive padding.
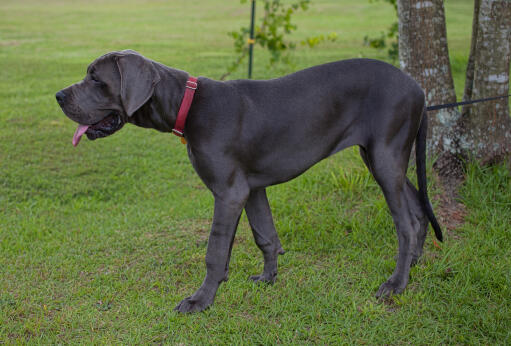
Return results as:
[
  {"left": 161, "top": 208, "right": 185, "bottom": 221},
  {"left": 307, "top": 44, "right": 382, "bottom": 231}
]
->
[{"left": 56, "top": 50, "right": 443, "bottom": 313}]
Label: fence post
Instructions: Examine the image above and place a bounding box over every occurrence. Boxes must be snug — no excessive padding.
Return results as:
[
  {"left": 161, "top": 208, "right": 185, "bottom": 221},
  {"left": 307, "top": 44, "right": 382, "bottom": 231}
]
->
[{"left": 248, "top": 0, "right": 256, "bottom": 79}]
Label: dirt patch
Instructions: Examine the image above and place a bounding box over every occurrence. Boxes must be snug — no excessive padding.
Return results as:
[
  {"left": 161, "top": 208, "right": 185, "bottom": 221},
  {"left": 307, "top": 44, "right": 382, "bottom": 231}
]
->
[{"left": 433, "top": 173, "right": 467, "bottom": 237}]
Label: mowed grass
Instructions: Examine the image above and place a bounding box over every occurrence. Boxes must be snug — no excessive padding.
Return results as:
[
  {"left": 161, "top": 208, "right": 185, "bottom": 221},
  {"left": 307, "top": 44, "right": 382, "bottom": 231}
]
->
[{"left": 1, "top": 0, "right": 510, "bottom": 343}]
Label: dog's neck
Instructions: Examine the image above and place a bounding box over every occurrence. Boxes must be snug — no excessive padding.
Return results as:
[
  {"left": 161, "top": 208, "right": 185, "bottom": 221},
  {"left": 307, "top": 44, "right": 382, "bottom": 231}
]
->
[
  {"left": 127, "top": 63, "right": 189, "bottom": 133},
  {"left": 126, "top": 63, "right": 230, "bottom": 151}
]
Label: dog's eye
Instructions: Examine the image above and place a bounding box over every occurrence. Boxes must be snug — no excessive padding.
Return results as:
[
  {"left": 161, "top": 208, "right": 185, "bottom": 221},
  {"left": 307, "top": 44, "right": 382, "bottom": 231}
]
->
[{"left": 91, "top": 76, "right": 105, "bottom": 86}]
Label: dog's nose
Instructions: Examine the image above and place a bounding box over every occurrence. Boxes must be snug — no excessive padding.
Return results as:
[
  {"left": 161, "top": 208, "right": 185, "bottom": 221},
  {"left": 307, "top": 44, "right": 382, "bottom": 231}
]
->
[{"left": 55, "top": 91, "right": 66, "bottom": 106}]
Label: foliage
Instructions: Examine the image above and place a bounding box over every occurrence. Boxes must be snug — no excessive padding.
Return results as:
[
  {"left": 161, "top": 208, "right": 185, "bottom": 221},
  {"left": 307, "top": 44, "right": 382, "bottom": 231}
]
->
[
  {"left": 222, "top": 0, "right": 337, "bottom": 79},
  {"left": 363, "top": 0, "right": 398, "bottom": 61}
]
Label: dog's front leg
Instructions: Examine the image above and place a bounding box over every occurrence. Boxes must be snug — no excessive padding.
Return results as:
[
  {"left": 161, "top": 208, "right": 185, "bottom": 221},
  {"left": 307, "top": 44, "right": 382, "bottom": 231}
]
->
[
  {"left": 245, "top": 188, "right": 284, "bottom": 283},
  {"left": 174, "top": 189, "right": 248, "bottom": 313}
]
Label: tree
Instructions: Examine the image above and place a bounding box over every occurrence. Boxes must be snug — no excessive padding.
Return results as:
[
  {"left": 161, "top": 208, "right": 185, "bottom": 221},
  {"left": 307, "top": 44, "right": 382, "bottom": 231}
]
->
[
  {"left": 397, "top": 0, "right": 511, "bottom": 175},
  {"left": 458, "top": 0, "right": 511, "bottom": 164},
  {"left": 396, "top": 0, "right": 461, "bottom": 175}
]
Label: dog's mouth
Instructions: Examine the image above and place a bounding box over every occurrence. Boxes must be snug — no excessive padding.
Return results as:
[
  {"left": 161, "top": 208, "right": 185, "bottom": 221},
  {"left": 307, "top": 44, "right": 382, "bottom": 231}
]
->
[{"left": 72, "top": 113, "right": 124, "bottom": 147}]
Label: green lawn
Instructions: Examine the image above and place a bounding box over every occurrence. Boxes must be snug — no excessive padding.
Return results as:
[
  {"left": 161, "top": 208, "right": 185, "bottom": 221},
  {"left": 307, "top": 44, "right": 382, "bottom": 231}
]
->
[{"left": 1, "top": 0, "right": 510, "bottom": 343}]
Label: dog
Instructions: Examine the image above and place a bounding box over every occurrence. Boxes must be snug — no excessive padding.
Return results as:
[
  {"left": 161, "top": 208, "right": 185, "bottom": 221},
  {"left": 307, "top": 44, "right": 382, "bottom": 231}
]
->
[{"left": 56, "top": 50, "right": 442, "bottom": 313}]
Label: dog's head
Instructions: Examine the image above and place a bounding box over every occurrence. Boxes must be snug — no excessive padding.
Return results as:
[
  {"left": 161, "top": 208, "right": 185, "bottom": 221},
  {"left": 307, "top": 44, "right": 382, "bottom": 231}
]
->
[{"left": 56, "top": 50, "right": 161, "bottom": 146}]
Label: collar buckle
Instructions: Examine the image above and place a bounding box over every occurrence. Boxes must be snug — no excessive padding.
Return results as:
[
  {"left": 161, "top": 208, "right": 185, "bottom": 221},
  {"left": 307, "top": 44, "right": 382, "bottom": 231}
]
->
[
  {"left": 172, "top": 129, "right": 184, "bottom": 137},
  {"left": 186, "top": 80, "right": 198, "bottom": 90}
]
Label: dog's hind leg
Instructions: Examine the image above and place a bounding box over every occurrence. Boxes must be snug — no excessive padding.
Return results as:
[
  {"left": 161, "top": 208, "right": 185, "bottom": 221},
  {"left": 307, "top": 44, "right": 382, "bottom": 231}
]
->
[
  {"left": 359, "top": 146, "right": 418, "bottom": 297},
  {"left": 404, "top": 179, "right": 428, "bottom": 266},
  {"left": 245, "top": 188, "right": 285, "bottom": 283},
  {"left": 360, "top": 147, "right": 427, "bottom": 267}
]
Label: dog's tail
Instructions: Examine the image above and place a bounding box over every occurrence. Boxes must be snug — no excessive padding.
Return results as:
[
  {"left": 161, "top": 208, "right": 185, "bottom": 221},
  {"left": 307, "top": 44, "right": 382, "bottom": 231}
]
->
[{"left": 415, "top": 107, "right": 443, "bottom": 242}]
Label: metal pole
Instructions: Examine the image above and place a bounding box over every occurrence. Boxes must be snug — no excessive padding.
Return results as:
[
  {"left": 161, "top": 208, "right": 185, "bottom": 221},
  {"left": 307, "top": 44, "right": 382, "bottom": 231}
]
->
[{"left": 248, "top": 0, "right": 256, "bottom": 79}]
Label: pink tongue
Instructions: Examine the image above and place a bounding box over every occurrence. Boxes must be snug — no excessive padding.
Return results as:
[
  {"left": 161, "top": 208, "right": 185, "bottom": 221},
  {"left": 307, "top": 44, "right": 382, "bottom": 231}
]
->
[{"left": 72, "top": 124, "right": 90, "bottom": 147}]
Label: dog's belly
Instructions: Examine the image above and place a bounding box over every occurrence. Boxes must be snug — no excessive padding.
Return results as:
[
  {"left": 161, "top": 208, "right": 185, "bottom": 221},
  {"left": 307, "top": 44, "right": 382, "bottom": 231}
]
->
[
  {"left": 244, "top": 128, "right": 360, "bottom": 188},
  {"left": 239, "top": 105, "right": 365, "bottom": 188}
]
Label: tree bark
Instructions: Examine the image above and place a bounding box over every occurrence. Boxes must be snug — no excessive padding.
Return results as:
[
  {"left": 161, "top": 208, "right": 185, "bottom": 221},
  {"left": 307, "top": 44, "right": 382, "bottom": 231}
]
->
[
  {"left": 458, "top": 0, "right": 511, "bottom": 164},
  {"left": 397, "top": 0, "right": 461, "bottom": 175},
  {"left": 461, "top": 0, "right": 481, "bottom": 116}
]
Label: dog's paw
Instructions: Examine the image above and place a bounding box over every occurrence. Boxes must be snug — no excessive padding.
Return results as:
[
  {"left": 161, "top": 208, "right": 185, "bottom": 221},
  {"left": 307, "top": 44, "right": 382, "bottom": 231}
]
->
[
  {"left": 174, "top": 296, "right": 213, "bottom": 313},
  {"left": 375, "top": 280, "right": 405, "bottom": 298},
  {"left": 410, "top": 255, "right": 421, "bottom": 267},
  {"left": 249, "top": 273, "right": 276, "bottom": 284}
]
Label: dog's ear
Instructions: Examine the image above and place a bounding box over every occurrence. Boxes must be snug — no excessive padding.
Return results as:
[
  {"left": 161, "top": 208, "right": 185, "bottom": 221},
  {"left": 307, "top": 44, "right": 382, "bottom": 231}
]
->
[{"left": 115, "top": 51, "right": 161, "bottom": 116}]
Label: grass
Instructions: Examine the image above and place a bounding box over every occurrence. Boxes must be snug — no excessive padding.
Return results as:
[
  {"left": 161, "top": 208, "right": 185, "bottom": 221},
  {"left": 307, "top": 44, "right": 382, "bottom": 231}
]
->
[{"left": 1, "top": 0, "right": 510, "bottom": 343}]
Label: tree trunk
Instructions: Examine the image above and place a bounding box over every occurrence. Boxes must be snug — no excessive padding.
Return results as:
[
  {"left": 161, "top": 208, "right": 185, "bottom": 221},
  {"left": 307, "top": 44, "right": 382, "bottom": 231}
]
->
[
  {"left": 458, "top": 0, "right": 511, "bottom": 164},
  {"left": 397, "top": 0, "right": 462, "bottom": 175},
  {"left": 461, "top": 0, "right": 481, "bottom": 116}
]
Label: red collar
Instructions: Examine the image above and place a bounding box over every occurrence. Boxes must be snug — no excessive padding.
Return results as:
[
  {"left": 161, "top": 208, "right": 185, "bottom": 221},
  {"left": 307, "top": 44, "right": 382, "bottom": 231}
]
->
[{"left": 172, "top": 76, "right": 198, "bottom": 143}]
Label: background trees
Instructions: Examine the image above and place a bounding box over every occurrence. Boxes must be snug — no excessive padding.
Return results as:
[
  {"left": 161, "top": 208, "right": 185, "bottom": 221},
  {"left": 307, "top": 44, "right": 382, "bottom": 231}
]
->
[
  {"left": 397, "top": 0, "right": 511, "bottom": 175},
  {"left": 458, "top": 0, "right": 511, "bottom": 164}
]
